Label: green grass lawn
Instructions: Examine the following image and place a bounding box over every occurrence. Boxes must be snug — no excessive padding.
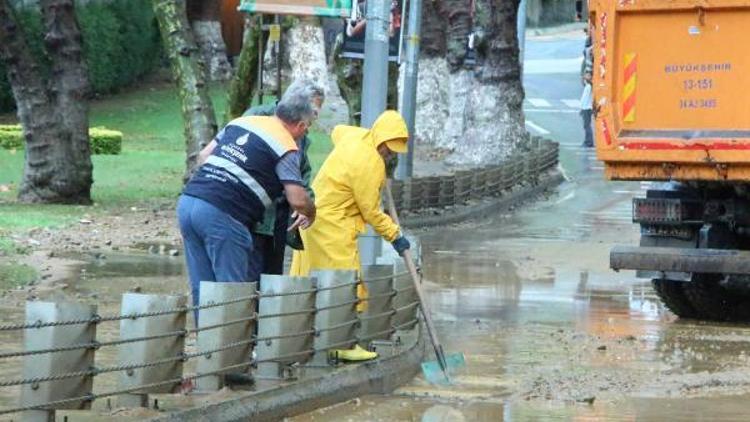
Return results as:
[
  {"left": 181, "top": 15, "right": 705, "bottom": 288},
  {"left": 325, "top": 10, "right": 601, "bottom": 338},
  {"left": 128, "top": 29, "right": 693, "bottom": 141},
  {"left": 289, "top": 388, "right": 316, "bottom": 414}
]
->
[{"left": 0, "top": 83, "right": 333, "bottom": 231}]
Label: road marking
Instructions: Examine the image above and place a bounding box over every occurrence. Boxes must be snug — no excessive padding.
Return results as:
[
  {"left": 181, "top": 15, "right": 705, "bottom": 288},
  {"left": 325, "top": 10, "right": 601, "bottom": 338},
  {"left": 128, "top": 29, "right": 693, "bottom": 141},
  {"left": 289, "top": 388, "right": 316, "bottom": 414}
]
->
[
  {"left": 527, "top": 98, "right": 552, "bottom": 108},
  {"left": 524, "top": 58, "right": 584, "bottom": 74},
  {"left": 525, "top": 120, "right": 550, "bottom": 135},
  {"left": 524, "top": 108, "right": 580, "bottom": 114},
  {"left": 562, "top": 99, "right": 581, "bottom": 108},
  {"left": 555, "top": 191, "right": 575, "bottom": 204}
]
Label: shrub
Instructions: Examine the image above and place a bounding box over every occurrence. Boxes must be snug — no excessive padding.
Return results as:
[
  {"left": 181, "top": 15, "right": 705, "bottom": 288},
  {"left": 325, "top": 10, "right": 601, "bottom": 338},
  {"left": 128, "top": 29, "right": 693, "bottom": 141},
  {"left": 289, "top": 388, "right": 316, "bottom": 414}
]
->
[
  {"left": 0, "top": 125, "right": 123, "bottom": 155},
  {"left": 89, "top": 127, "right": 123, "bottom": 155},
  {"left": 0, "top": 128, "right": 23, "bottom": 150},
  {"left": 0, "top": 0, "right": 161, "bottom": 113}
]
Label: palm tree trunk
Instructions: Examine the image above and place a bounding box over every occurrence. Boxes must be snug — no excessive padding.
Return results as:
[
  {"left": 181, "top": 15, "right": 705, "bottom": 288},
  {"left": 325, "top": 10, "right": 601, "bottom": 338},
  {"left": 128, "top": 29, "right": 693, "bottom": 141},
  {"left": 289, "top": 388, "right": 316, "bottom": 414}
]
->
[
  {"left": 226, "top": 16, "right": 265, "bottom": 121},
  {"left": 153, "top": 0, "right": 219, "bottom": 179},
  {"left": 187, "top": 0, "right": 232, "bottom": 81},
  {"left": 448, "top": 0, "right": 527, "bottom": 167},
  {"left": 0, "top": 0, "right": 93, "bottom": 204}
]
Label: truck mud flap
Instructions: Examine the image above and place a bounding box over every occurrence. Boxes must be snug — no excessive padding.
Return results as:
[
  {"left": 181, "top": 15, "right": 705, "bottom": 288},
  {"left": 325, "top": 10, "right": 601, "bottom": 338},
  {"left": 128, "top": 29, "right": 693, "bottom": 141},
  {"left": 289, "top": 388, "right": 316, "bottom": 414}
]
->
[{"left": 611, "top": 246, "right": 750, "bottom": 275}]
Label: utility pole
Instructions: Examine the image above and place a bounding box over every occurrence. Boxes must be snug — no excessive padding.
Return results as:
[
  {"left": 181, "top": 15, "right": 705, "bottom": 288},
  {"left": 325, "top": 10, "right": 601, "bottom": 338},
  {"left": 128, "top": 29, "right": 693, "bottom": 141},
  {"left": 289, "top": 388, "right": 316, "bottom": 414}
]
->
[
  {"left": 359, "top": 0, "right": 391, "bottom": 266},
  {"left": 395, "top": 0, "right": 422, "bottom": 180},
  {"left": 360, "top": 0, "right": 390, "bottom": 127}
]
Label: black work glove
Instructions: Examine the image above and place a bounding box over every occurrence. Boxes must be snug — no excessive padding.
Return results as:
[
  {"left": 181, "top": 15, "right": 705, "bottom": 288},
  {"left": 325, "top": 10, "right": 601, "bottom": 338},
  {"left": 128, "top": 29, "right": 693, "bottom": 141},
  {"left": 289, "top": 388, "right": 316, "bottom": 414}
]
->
[{"left": 391, "top": 236, "right": 410, "bottom": 256}]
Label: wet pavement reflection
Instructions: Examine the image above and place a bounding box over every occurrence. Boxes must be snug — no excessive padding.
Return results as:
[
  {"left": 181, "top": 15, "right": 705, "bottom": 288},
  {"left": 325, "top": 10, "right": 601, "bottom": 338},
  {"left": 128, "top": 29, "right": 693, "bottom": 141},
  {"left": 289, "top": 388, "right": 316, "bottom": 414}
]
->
[{"left": 294, "top": 148, "right": 750, "bottom": 421}]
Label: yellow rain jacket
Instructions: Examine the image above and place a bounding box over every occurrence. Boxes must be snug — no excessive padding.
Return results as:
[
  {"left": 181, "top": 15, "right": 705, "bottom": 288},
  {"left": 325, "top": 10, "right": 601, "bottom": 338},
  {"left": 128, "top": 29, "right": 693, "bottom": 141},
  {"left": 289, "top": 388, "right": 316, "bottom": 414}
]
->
[{"left": 290, "top": 111, "right": 408, "bottom": 287}]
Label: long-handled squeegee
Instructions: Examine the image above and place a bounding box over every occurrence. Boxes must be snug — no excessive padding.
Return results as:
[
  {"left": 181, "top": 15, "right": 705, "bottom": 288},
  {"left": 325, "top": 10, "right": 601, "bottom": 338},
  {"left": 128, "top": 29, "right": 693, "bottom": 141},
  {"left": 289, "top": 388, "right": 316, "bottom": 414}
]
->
[{"left": 384, "top": 180, "right": 465, "bottom": 384}]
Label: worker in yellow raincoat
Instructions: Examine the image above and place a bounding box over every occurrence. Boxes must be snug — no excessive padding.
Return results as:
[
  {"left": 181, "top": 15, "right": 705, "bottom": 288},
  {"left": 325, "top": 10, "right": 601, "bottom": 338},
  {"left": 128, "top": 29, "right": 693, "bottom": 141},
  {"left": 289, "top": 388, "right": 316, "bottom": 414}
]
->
[{"left": 290, "top": 110, "right": 412, "bottom": 361}]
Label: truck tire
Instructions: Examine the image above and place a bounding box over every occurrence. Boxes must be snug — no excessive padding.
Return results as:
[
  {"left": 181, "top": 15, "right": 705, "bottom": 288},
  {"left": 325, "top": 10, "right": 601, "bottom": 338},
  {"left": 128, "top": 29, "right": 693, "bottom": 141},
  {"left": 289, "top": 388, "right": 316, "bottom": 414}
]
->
[
  {"left": 681, "top": 274, "right": 750, "bottom": 322},
  {"left": 651, "top": 279, "right": 699, "bottom": 319}
]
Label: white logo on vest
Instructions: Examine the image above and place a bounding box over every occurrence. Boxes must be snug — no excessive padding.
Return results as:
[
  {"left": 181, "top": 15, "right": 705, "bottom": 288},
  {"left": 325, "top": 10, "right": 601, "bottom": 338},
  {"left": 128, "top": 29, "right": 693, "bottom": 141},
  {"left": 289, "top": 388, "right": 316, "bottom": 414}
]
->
[{"left": 236, "top": 134, "right": 249, "bottom": 146}]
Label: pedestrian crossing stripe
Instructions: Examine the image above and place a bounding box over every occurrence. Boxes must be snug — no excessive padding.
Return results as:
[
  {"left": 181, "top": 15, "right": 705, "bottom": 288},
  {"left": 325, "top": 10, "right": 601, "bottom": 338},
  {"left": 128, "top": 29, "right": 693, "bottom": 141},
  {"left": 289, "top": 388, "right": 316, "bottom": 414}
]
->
[{"left": 622, "top": 53, "right": 637, "bottom": 123}]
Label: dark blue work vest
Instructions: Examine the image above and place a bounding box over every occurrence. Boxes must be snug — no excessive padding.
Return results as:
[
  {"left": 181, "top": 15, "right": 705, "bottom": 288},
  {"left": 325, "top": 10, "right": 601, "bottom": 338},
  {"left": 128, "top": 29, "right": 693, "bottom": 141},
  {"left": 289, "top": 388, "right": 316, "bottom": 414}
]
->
[{"left": 183, "top": 116, "right": 298, "bottom": 228}]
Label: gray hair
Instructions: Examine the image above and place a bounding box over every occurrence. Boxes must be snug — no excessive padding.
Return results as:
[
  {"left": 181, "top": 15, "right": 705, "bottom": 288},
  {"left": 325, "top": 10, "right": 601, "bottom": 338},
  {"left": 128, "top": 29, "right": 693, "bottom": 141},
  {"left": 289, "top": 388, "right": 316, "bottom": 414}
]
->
[{"left": 275, "top": 79, "right": 325, "bottom": 125}]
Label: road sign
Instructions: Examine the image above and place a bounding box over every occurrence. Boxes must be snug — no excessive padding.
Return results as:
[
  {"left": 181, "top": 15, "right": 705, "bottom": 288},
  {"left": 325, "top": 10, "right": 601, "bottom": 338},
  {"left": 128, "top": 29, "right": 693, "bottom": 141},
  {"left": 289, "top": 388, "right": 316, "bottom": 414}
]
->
[{"left": 239, "top": 0, "right": 353, "bottom": 17}]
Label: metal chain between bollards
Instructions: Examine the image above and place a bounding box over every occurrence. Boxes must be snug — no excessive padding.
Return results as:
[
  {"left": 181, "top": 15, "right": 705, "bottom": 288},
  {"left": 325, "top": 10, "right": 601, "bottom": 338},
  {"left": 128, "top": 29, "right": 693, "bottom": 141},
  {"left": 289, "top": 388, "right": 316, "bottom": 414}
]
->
[
  {"left": 257, "top": 308, "right": 316, "bottom": 320},
  {"left": 187, "top": 314, "right": 258, "bottom": 334},
  {"left": 0, "top": 295, "right": 258, "bottom": 332},
  {"left": 315, "top": 318, "right": 360, "bottom": 334},
  {"left": 358, "top": 309, "right": 397, "bottom": 321},
  {"left": 315, "top": 299, "right": 360, "bottom": 313}
]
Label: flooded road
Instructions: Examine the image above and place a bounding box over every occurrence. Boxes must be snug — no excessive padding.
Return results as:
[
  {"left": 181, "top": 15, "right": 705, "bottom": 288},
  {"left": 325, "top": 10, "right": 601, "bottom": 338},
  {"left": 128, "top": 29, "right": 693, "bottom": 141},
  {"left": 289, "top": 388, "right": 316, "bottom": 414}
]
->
[
  {"left": 292, "top": 32, "right": 750, "bottom": 421},
  {"left": 292, "top": 151, "right": 750, "bottom": 421}
]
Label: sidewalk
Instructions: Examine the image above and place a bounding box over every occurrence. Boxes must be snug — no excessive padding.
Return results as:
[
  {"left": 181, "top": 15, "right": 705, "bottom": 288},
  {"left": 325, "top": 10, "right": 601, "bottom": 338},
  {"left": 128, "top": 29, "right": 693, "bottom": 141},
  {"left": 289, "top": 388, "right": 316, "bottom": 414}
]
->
[{"left": 527, "top": 22, "right": 587, "bottom": 38}]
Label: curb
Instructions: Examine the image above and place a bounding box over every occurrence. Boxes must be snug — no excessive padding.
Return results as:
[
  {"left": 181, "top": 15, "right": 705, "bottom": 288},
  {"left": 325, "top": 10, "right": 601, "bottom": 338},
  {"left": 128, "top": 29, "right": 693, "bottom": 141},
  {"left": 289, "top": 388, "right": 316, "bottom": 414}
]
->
[
  {"left": 527, "top": 22, "right": 587, "bottom": 37},
  {"left": 148, "top": 328, "right": 426, "bottom": 422},
  {"left": 402, "top": 169, "right": 565, "bottom": 229}
]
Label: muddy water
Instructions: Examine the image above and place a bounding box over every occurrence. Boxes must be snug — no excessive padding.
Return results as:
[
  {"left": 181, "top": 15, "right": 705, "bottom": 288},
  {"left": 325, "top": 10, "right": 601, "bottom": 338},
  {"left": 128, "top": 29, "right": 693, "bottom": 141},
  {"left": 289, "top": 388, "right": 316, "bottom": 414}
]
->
[
  {"left": 294, "top": 150, "right": 750, "bottom": 421},
  {"left": 0, "top": 253, "right": 197, "bottom": 420},
  {"left": 3, "top": 154, "right": 750, "bottom": 420}
]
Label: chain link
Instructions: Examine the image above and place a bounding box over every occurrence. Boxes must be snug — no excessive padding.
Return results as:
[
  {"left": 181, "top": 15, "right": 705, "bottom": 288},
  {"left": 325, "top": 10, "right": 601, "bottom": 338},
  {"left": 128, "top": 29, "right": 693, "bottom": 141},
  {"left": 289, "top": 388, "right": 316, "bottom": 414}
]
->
[
  {"left": 358, "top": 309, "right": 397, "bottom": 321},
  {"left": 257, "top": 308, "right": 316, "bottom": 320},
  {"left": 259, "top": 289, "right": 317, "bottom": 298},
  {"left": 316, "top": 281, "right": 359, "bottom": 292},
  {"left": 360, "top": 291, "right": 397, "bottom": 302},
  {"left": 315, "top": 318, "right": 360, "bottom": 334},
  {"left": 394, "top": 301, "right": 420, "bottom": 313},
  {"left": 394, "top": 319, "right": 419, "bottom": 331},
  {"left": 183, "top": 338, "right": 254, "bottom": 359},
  {"left": 0, "top": 316, "right": 98, "bottom": 332},
  {"left": 254, "top": 330, "right": 315, "bottom": 343},
  {"left": 315, "top": 299, "right": 360, "bottom": 313},
  {"left": 0, "top": 340, "right": 99, "bottom": 360},
  {"left": 187, "top": 314, "right": 257, "bottom": 334}
]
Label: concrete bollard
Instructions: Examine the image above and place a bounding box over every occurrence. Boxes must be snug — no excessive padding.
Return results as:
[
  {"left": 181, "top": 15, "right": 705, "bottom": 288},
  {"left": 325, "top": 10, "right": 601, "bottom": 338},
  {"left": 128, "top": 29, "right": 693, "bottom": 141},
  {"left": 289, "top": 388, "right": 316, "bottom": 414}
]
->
[
  {"left": 358, "top": 265, "right": 395, "bottom": 349},
  {"left": 309, "top": 270, "right": 358, "bottom": 366},
  {"left": 195, "top": 282, "right": 257, "bottom": 392},
  {"left": 391, "top": 260, "right": 419, "bottom": 332},
  {"left": 256, "top": 275, "right": 316, "bottom": 380},
  {"left": 20, "top": 301, "right": 97, "bottom": 422},
  {"left": 117, "top": 293, "right": 187, "bottom": 408}
]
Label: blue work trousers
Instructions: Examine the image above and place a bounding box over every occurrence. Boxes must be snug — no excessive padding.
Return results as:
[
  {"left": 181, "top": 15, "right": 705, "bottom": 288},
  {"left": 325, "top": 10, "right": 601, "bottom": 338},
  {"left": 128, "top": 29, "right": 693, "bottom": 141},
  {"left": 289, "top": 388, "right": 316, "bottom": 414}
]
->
[{"left": 177, "top": 195, "right": 261, "bottom": 322}]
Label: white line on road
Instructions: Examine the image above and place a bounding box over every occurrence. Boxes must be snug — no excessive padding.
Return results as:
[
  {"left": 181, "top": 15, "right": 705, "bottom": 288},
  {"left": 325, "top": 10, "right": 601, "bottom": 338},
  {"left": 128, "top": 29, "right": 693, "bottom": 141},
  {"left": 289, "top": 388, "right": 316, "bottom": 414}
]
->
[
  {"left": 524, "top": 108, "right": 580, "bottom": 114},
  {"left": 524, "top": 58, "right": 584, "bottom": 75},
  {"left": 562, "top": 99, "right": 581, "bottom": 109},
  {"left": 555, "top": 191, "right": 575, "bottom": 204},
  {"left": 525, "top": 120, "right": 551, "bottom": 135},
  {"left": 527, "top": 98, "right": 552, "bottom": 108}
]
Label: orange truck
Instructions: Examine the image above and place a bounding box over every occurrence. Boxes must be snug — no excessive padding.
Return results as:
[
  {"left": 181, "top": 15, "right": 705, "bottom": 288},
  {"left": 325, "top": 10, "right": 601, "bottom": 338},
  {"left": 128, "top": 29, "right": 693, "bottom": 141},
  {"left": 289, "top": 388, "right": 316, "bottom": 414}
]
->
[{"left": 591, "top": 0, "right": 750, "bottom": 321}]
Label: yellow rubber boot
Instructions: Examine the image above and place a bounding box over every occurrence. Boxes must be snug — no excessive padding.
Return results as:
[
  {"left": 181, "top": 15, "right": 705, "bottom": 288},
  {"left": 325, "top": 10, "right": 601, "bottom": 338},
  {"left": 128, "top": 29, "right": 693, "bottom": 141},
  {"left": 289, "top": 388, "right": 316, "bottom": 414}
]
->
[{"left": 331, "top": 345, "right": 378, "bottom": 362}]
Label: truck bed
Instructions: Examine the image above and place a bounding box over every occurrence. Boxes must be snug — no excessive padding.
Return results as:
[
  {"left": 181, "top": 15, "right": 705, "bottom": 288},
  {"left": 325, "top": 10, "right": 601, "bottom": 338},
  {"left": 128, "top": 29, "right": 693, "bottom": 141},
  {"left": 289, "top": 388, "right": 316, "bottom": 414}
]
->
[{"left": 591, "top": 0, "right": 750, "bottom": 181}]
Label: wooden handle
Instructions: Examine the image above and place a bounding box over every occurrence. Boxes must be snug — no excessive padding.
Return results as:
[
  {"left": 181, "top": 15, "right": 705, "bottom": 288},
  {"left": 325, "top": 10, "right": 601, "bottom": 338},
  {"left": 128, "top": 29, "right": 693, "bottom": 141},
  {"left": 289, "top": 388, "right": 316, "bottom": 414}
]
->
[{"left": 384, "top": 180, "right": 447, "bottom": 362}]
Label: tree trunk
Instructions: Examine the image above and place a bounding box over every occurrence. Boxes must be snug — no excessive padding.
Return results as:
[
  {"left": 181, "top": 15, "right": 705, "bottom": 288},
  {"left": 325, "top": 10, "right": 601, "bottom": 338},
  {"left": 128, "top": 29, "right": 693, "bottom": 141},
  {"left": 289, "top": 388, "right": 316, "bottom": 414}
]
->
[
  {"left": 448, "top": 0, "right": 527, "bottom": 167},
  {"left": 287, "top": 17, "right": 329, "bottom": 96},
  {"left": 414, "top": 0, "right": 449, "bottom": 149},
  {"left": 225, "top": 16, "right": 264, "bottom": 121},
  {"left": 436, "top": 0, "right": 472, "bottom": 71},
  {"left": 0, "top": 0, "right": 93, "bottom": 204},
  {"left": 153, "top": 0, "right": 218, "bottom": 178},
  {"left": 287, "top": 16, "right": 358, "bottom": 130},
  {"left": 187, "top": 0, "right": 232, "bottom": 81},
  {"left": 434, "top": 0, "right": 472, "bottom": 152}
]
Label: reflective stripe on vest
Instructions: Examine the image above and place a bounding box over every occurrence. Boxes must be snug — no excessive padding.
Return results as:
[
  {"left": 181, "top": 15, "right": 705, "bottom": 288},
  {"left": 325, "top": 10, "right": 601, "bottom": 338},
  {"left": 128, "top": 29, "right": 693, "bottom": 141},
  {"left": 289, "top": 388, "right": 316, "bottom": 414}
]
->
[
  {"left": 229, "top": 118, "right": 292, "bottom": 157},
  {"left": 204, "top": 155, "right": 273, "bottom": 208}
]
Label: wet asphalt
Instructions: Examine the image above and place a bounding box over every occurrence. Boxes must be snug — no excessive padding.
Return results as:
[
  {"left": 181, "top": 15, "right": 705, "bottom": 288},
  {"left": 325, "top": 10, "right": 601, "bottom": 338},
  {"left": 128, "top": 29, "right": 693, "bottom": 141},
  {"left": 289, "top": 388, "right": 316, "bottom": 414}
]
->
[{"left": 292, "top": 32, "right": 750, "bottom": 421}]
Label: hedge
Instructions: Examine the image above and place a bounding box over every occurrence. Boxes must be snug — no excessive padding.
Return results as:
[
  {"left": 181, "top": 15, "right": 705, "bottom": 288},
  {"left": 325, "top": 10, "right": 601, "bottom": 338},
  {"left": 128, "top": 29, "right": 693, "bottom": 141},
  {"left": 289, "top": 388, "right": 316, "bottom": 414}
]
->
[
  {"left": 0, "top": 125, "right": 123, "bottom": 155},
  {"left": 0, "top": 0, "right": 161, "bottom": 113}
]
